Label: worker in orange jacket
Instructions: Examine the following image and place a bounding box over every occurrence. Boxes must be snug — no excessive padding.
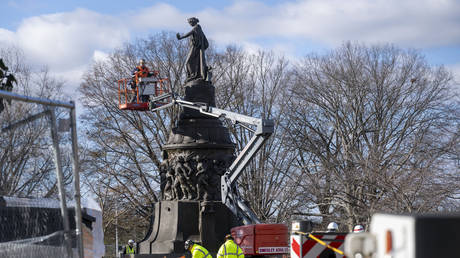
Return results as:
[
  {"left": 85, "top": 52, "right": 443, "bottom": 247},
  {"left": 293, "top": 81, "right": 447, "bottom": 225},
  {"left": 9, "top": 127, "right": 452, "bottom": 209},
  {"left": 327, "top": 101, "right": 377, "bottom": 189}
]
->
[
  {"left": 130, "top": 59, "right": 154, "bottom": 102},
  {"left": 132, "top": 59, "right": 150, "bottom": 86}
]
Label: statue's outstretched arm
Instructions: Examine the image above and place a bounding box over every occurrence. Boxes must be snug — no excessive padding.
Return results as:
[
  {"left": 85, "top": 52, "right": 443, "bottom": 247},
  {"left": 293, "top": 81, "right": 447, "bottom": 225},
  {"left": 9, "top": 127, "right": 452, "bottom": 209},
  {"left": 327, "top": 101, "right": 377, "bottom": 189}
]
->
[{"left": 177, "top": 29, "right": 193, "bottom": 40}]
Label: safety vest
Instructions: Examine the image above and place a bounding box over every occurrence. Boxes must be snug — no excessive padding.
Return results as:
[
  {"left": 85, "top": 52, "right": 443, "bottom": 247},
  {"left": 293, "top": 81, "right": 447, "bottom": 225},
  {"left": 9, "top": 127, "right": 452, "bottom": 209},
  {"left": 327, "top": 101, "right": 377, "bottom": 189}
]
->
[
  {"left": 191, "top": 244, "right": 212, "bottom": 258},
  {"left": 217, "top": 240, "right": 244, "bottom": 258},
  {"left": 126, "top": 245, "right": 136, "bottom": 254}
]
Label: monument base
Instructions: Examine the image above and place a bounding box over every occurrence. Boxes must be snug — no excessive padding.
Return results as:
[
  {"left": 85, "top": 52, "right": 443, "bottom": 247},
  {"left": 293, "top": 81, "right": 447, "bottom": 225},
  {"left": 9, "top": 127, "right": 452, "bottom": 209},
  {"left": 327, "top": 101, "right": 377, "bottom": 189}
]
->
[{"left": 137, "top": 200, "right": 239, "bottom": 256}]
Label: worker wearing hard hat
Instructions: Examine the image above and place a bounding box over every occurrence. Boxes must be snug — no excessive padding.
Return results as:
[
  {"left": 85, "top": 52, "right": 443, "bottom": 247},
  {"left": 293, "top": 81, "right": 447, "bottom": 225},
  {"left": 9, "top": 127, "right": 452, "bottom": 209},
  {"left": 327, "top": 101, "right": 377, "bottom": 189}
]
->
[
  {"left": 217, "top": 234, "right": 244, "bottom": 258},
  {"left": 326, "top": 222, "right": 338, "bottom": 232},
  {"left": 130, "top": 59, "right": 158, "bottom": 102},
  {"left": 123, "top": 239, "right": 136, "bottom": 254},
  {"left": 320, "top": 222, "right": 339, "bottom": 258},
  {"left": 132, "top": 59, "right": 150, "bottom": 86},
  {"left": 353, "top": 225, "right": 364, "bottom": 233},
  {"left": 185, "top": 239, "right": 212, "bottom": 258},
  {"left": 352, "top": 226, "right": 365, "bottom": 258}
]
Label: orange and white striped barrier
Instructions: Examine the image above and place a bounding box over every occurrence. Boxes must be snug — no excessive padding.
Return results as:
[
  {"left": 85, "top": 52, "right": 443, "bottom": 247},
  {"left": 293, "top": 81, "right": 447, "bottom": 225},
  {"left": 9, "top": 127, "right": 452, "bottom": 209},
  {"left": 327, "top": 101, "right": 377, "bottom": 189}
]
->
[{"left": 291, "top": 231, "right": 347, "bottom": 258}]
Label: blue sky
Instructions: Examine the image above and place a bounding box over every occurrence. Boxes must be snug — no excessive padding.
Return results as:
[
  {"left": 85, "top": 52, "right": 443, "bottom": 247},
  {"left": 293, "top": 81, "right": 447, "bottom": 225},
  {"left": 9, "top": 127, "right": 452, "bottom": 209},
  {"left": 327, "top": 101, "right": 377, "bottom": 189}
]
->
[{"left": 1, "top": 0, "right": 460, "bottom": 97}]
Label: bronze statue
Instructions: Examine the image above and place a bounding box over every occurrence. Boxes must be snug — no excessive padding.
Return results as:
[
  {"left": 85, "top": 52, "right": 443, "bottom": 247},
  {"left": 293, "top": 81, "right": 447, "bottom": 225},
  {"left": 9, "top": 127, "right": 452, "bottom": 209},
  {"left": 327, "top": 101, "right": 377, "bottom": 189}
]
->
[{"left": 176, "top": 17, "right": 209, "bottom": 82}]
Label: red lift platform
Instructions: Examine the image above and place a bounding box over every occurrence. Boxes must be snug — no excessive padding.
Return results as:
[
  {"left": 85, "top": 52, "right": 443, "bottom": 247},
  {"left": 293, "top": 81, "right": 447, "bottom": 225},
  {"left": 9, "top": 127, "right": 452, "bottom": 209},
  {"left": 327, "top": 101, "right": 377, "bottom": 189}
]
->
[{"left": 118, "top": 77, "right": 171, "bottom": 111}]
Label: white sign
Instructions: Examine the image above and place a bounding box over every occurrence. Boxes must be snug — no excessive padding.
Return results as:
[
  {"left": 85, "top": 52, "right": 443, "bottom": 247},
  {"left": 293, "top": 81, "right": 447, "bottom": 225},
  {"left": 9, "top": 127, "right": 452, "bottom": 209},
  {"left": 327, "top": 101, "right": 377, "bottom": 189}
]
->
[{"left": 258, "top": 247, "right": 290, "bottom": 254}]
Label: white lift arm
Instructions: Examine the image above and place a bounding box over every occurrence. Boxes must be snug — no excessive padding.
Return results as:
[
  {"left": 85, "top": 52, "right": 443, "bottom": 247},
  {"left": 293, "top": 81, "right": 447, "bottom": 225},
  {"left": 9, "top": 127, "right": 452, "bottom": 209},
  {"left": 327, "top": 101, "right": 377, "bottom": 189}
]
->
[{"left": 163, "top": 99, "right": 274, "bottom": 224}]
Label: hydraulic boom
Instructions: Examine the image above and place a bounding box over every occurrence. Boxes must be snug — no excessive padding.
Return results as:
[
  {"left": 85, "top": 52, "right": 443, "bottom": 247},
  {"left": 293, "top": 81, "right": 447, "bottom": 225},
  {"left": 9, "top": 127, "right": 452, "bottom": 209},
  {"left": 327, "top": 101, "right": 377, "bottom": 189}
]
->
[{"left": 151, "top": 95, "right": 274, "bottom": 224}]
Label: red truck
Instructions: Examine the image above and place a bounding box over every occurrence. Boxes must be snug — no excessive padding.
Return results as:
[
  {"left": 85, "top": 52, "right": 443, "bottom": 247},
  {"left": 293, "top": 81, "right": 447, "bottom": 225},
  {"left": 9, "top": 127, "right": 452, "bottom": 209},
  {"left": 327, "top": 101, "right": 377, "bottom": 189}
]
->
[{"left": 232, "top": 223, "right": 290, "bottom": 257}]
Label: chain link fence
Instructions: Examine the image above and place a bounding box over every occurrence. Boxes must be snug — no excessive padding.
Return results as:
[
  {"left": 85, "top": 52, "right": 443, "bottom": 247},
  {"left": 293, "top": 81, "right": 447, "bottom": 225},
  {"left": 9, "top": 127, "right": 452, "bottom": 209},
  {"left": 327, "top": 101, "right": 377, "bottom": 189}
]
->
[
  {"left": 0, "top": 231, "right": 77, "bottom": 258},
  {"left": 0, "top": 197, "right": 78, "bottom": 258}
]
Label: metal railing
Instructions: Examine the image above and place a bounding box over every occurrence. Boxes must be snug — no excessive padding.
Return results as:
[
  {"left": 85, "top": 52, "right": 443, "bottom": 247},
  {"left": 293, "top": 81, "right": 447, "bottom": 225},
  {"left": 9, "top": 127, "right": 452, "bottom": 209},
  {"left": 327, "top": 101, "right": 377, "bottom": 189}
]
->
[{"left": 117, "top": 77, "right": 171, "bottom": 107}]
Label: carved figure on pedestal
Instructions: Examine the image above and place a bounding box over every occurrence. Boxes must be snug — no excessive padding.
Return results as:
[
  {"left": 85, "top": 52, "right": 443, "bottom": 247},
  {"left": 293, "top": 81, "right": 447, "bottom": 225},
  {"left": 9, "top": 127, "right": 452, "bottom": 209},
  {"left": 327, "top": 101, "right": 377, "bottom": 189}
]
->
[
  {"left": 164, "top": 166, "right": 175, "bottom": 200},
  {"left": 176, "top": 17, "right": 209, "bottom": 82},
  {"left": 159, "top": 160, "right": 168, "bottom": 197},
  {"left": 184, "top": 155, "right": 196, "bottom": 184},
  {"left": 159, "top": 152, "right": 235, "bottom": 201},
  {"left": 195, "top": 157, "right": 210, "bottom": 200},
  {"left": 174, "top": 156, "right": 195, "bottom": 200}
]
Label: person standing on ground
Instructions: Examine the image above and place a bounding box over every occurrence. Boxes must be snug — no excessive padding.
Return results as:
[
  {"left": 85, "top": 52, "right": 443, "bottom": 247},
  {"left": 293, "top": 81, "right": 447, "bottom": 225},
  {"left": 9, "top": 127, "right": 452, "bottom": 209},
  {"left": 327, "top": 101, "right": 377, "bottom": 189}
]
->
[
  {"left": 217, "top": 234, "right": 244, "bottom": 258},
  {"left": 122, "top": 239, "right": 136, "bottom": 255}
]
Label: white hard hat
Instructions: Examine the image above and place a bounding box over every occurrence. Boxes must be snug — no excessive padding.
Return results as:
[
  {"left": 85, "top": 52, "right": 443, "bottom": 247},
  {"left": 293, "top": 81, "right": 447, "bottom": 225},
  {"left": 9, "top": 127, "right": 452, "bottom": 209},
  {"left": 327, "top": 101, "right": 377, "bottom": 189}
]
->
[
  {"left": 184, "top": 239, "right": 194, "bottom": 250},
  {"left": 128, "top": 239, "right": 134, "bottom": 244},
  {"left": 353, "top": 225, "right": 364, "bottom": 233},
  {"left": 327, "top": 222, "right": 338, "bottom": 231}
]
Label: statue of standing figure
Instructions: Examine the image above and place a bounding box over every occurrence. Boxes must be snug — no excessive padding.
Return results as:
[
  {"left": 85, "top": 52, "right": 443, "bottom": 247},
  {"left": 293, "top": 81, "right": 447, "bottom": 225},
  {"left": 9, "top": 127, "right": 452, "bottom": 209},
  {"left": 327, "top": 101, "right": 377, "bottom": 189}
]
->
[{"left": 176, "top": 17, "right": 209, "bottom": 82}]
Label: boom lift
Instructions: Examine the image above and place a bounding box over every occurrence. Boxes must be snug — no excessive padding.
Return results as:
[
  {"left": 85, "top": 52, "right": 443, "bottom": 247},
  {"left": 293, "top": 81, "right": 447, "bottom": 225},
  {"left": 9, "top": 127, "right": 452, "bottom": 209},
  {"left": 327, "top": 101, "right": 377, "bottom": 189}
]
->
[
  {"left": 118, "top": 80, "right": 289, "bottom": 256},
  {"left": 160, "top": 98, "right": 273, "bottom": 225}
]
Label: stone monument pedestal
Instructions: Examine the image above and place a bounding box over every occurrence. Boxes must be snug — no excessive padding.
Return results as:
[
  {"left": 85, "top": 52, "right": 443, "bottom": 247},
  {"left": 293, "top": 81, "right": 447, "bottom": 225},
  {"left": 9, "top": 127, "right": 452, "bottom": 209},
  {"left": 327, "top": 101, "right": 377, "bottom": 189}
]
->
[{"left": 136, "top": 201, "right": 238, "bottom": 257}]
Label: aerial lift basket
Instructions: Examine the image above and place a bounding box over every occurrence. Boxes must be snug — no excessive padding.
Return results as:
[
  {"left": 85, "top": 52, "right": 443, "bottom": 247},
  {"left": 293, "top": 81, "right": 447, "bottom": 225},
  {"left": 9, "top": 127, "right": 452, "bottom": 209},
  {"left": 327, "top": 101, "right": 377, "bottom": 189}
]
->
[{"left": 117, "top": 77, "right": 171, "bottom": 111}]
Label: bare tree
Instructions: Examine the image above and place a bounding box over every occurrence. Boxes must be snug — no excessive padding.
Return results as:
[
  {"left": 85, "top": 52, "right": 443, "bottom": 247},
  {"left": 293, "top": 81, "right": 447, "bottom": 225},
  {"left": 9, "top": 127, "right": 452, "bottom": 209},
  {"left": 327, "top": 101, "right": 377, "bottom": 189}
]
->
[
  {"left": 0, "top": 46, "right": 72, "bottom": 198},
  {"left": 213, "top": 46, "right": 304, "bottom": 223},
  {"left": 285, "top": 42, "right": 460, "bottom": 230}
]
